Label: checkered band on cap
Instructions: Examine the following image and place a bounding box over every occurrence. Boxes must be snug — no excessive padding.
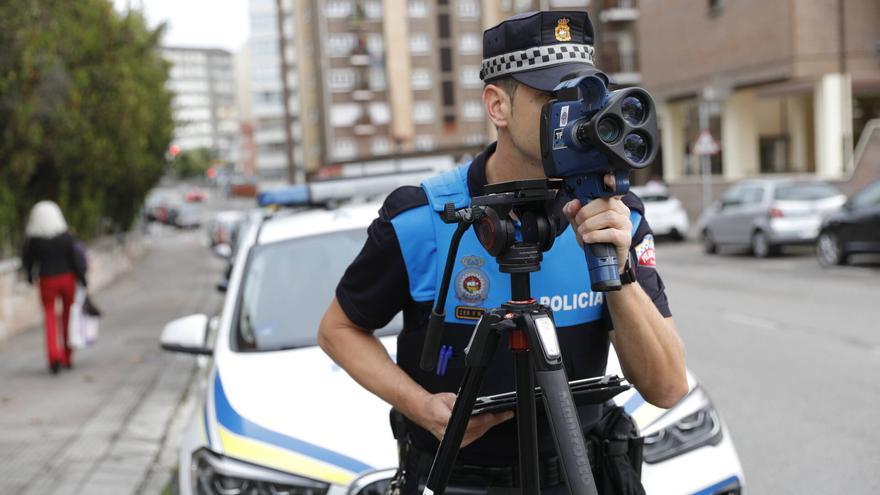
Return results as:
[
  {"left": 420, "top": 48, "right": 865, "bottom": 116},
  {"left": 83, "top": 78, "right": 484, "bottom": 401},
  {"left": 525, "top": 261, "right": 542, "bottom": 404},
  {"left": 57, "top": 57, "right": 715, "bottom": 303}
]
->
[{"left": 480, "top": 43, "right": 595, "bottom": 81}]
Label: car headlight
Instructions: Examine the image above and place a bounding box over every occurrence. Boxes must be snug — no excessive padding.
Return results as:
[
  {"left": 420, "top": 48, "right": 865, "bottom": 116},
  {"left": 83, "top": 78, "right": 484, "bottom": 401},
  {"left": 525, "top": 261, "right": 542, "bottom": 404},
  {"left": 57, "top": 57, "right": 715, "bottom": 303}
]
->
[
  {"left": 191, "top": 449, "right": 330, "bottom": 495},
  {"left": 641, "top": 386, "right": 723, "bottom": 463},
  {"left": 347, "top": 468, "right": 396, "bottom": 495}
]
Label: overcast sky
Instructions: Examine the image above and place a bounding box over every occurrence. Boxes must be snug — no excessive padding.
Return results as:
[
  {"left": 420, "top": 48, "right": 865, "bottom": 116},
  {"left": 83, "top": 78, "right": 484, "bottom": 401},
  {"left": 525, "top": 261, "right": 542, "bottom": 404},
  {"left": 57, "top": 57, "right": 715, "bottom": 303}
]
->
[{"left": 113, "top": 0, "right": 250, "bottom": 52}]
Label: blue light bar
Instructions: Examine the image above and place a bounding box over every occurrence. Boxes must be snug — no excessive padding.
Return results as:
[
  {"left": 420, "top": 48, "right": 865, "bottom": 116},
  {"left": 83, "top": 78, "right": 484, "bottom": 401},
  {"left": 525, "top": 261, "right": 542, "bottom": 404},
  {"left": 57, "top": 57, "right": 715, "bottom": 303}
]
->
[{"left": 257, "top": 185, "right": 311, "bottom": 207}]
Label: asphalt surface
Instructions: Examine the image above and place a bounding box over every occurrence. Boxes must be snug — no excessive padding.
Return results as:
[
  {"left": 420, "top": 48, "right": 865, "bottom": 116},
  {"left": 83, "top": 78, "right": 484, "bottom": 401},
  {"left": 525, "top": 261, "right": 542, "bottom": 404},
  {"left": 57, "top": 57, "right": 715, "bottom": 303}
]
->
[
  {"left": 0, "top": 224, "right": 224, "bottom": 494},
  {"left": 655, "top": 240, "right": 880, "bottom": 494}
]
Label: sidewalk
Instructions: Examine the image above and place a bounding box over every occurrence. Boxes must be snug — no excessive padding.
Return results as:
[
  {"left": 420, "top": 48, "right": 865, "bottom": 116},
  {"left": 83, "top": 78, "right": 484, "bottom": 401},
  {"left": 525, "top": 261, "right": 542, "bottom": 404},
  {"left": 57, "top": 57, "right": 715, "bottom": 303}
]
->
[{"left": 0, "top": 229, "right": 224, "bottom": 494}]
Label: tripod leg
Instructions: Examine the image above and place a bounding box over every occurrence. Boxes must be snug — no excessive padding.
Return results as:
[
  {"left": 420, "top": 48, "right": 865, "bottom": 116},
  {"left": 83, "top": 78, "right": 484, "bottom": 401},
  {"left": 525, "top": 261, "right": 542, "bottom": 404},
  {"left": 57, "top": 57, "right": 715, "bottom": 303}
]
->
[
  {"left": 535, "top": 368, "right": 599, "bottom": 495},
  {"left": 514, "top": 351, "right": 540, "bottom": 494},
  {"left": 423, "top": 315, "right": 503, "bottom": 495}
]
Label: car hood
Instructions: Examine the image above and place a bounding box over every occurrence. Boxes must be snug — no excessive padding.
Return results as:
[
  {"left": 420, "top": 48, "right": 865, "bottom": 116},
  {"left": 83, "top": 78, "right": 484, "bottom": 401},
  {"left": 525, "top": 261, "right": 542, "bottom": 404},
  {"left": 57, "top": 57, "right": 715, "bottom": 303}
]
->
[
  {"left": 206, "top": 337, "right": 696, "bottom": 487},
  {"left": 208, "top": 337, "right": 399, "bottom": 486}
]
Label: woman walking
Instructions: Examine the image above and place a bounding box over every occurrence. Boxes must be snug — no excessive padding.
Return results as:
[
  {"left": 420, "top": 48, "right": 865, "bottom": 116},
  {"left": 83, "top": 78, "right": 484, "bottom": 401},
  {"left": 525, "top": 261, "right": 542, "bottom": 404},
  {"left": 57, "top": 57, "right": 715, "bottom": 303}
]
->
[{"left": 21, "top": 201, "right": 87, "bottom": 374}]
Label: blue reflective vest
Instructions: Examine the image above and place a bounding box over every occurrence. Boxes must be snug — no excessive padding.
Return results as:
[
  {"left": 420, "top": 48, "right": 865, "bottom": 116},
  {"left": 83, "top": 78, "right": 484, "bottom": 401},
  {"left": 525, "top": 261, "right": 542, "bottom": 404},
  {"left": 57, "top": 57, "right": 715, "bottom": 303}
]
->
[{"left": 389, "top": 162, "right": 643, "bottom": 459}]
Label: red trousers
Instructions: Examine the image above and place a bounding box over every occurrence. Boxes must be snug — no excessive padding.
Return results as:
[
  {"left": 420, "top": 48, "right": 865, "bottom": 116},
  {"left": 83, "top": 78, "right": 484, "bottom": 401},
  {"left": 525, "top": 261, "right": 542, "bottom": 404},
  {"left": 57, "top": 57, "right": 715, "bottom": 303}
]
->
[{"left": 38, "top": 273, "right": 76, "bottom": 366}]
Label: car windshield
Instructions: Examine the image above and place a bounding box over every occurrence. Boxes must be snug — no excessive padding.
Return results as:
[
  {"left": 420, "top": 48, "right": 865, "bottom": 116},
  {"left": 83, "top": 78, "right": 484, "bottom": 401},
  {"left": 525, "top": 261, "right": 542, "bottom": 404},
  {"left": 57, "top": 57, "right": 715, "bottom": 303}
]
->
[
  {"left": 235, "top": 228, "right": 399, "bottom": 352},
  {"left": 774, "top": 183, "right": 840, "bottom": 201}
]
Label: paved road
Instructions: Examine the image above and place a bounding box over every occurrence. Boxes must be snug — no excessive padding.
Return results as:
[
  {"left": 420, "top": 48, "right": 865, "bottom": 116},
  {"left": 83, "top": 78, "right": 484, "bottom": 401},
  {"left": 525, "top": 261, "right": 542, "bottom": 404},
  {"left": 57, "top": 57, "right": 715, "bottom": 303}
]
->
[
  {"left": 656, "top": 241, "right": 880, "bottom": 494},
  {"left": 0, "top": 226, "right": 224, "bottom": 494}
]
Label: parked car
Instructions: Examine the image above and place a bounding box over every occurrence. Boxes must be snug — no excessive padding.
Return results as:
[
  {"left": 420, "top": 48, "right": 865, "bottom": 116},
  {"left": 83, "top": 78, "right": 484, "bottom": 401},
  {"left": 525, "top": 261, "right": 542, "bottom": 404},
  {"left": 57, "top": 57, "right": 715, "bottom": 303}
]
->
[
  {"left": 699, "top": 177, "right": 846, "bottom": 257},
  {"left": 160, "top": 185, "right": 745, "bottom": 495},
  {"left": 171, "top": 204, "right": 202, "bottom": 229},
  {"left": 631, "top": 182, "right": 689, "bottom": 240},
  {"left": 816, "top": 180, "right": 880, "bottom": 266},
  {"left": 208, "top": 210, "right": 246, "bottom": 248}
]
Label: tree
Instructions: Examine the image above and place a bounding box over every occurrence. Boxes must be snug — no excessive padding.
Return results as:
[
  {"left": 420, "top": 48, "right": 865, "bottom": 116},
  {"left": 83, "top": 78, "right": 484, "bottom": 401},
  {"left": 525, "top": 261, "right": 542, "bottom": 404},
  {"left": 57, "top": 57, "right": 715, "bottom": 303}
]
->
[
  {"left": 0, "top": 0, "right": 174, "bottom": 256},
  {"left": 171, "top": 147, "right": 216, "bottom": 179}
]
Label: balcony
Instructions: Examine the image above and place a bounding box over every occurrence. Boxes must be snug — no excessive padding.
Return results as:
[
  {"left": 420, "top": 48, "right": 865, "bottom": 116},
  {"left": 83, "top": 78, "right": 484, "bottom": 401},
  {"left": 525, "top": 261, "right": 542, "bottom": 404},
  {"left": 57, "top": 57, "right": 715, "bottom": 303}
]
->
[
  {"left": 352, "top": 111, "right": 376, "bottom": 136},
  {"left": 599, "top": 0, "right": 639, "bottom": 23}
]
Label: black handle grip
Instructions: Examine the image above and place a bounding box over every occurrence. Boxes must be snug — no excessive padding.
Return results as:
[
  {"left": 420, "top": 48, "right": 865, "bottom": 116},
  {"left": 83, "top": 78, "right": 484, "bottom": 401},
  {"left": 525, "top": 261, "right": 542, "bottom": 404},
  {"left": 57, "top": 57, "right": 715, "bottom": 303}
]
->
[{"left": 419, "top": 309, "right": 446, "bottom": 372}]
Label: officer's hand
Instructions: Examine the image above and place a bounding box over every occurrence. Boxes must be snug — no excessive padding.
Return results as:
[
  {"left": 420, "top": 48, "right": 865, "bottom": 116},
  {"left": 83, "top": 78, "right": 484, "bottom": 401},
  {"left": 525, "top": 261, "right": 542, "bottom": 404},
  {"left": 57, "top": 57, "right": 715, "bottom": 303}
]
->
[
  {"left": 419, "top": 392, "right": 514, "bottom": 448},
  {"left": 563, "top": 174, "right": 632, "bottom": 274}
]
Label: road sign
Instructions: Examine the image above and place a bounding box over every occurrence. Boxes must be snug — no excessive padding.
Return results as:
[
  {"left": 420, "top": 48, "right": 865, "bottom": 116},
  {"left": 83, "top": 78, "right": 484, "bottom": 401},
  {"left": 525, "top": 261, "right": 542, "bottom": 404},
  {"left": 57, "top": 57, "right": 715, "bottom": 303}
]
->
[{"left": 693, "top": 129, "right": 720, "bottom": 156}]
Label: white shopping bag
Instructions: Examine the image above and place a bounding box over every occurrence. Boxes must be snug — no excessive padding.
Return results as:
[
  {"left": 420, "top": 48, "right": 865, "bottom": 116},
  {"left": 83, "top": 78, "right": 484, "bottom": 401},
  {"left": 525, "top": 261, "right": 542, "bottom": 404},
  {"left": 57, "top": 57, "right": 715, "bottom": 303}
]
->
[{"left": 68, "top": 285, "right": 98, "bottom": 348}]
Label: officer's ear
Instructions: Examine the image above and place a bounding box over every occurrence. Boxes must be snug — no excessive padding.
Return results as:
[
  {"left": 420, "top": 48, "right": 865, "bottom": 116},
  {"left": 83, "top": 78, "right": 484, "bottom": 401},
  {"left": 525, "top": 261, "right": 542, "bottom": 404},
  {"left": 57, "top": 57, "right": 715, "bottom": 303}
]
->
[{"left": 483, "top": 83, "right": 512, "bottom": 130}]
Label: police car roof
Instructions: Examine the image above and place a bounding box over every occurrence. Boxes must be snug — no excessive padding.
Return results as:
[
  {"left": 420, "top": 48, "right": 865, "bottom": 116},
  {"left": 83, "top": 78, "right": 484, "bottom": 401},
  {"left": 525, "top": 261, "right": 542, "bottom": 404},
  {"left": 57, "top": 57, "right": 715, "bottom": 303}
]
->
[{"left": 257, "top": 201, "right": 381, "bottom": 245}]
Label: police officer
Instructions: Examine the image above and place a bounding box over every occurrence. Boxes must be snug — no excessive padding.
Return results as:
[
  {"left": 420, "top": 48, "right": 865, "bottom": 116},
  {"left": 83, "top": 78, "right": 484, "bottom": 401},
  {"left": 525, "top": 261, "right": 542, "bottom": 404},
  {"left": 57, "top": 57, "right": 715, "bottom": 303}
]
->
[{"left": 318, "top": 10, "right": 687, "bottom": 495}]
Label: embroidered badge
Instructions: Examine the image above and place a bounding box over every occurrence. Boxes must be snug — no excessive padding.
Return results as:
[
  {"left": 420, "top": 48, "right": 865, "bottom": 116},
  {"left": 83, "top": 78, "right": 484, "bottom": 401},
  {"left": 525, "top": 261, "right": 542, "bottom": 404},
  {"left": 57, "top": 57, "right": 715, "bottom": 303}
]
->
[
  {"left": 454, "top": 255, "right": 489, "bottom": 305},
  {"left": 555, "top": 18, "right": 572, "bottom": 42},
  {"left": 634, "top": 234, "right": 657, "bottom": 267}
]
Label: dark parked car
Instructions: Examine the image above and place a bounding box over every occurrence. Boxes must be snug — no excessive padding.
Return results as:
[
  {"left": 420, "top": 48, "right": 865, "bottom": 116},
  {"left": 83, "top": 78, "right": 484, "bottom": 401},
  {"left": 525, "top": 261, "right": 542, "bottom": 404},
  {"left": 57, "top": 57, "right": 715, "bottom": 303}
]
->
[{"left": 816, "top": 180, "right": 880, "bottom": 266}]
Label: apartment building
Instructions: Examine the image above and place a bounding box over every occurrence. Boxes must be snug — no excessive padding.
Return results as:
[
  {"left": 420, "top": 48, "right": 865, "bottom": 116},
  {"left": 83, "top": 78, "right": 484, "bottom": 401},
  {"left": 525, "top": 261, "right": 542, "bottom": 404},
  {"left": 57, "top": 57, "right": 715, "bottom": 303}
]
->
[
  {"left": 162, "top": 47, "right": 238, "bottom": 166},
  {"left": 638, "top": 0, "right": 880, "bottom": 183}
]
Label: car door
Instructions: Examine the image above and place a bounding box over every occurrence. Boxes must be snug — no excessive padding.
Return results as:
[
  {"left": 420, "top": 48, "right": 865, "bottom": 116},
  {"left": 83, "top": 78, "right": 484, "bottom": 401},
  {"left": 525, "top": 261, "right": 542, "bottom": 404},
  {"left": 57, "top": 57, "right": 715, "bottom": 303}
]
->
[
  {"left": 729, "top": 185, "right": 767, "bottom": 244},
  {"left": 710, "top": 186, "right": 744, "bottom": 243},
  {"left": 847, "top": 182, "right": 880, "bottom": 251}
]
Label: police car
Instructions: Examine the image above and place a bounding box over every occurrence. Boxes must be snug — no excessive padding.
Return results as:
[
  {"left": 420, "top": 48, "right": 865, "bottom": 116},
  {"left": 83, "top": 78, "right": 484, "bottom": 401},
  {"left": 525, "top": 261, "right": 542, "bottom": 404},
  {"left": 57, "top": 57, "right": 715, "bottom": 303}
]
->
[{"left": 160, "top": 178, "right": 745, "bottom": 495}]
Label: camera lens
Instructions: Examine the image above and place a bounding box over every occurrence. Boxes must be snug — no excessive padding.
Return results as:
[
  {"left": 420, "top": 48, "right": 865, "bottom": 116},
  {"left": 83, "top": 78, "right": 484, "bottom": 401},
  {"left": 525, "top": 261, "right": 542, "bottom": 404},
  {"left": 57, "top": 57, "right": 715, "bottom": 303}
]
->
[
  {"left": 623, "top": 133, "right": 649, "bottom": 163},
  {"left": 621, "top": 96, "right": 647, "bottom": 126},
  {"left": 596, "top": 118, "right": 621, "bottom": 143}
]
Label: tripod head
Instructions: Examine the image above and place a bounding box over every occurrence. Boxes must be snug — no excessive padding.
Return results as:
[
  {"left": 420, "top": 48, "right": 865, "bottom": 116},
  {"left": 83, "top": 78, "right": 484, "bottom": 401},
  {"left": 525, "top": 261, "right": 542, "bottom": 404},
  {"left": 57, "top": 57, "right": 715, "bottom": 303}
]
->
[
  {"left": 446, "top": 178, "right": 564, "bottom": 273},
  {"left": 420, "top": 178, "right": 563, "bottom": 372}
]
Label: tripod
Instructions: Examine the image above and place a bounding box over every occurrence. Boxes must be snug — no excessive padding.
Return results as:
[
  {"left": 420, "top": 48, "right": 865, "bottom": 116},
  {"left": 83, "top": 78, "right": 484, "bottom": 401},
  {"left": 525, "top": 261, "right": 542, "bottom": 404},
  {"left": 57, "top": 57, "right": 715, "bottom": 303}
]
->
[{"left": 418, "top": 179, "right": 599, "bottom": 495}]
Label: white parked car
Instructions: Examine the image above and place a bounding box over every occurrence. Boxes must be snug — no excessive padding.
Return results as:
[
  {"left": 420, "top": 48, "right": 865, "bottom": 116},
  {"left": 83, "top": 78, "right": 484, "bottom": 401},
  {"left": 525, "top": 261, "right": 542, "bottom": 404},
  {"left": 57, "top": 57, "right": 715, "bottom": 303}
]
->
[
  {"left": 161, "top": 185, "right": 745, "bottom": 495},
  {"left": 631, "top": 182, "right": 690, "bottom": 240}
]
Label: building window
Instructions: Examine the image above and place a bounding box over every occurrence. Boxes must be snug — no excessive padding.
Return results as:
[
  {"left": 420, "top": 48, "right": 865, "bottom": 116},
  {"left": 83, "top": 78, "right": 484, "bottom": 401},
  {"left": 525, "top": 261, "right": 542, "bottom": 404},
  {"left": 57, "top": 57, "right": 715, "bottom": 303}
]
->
[
  {"left": 369, "top": 102, "right": 391, "bottom": 125},
  {"left": 442, "top": 81, "right": 455, "bottom": 107},
  {"left": 410, "top": 33, "right": 431, "bottom": 54},
  {"left": 463, "top": 100, "right": 484, "bottom": 121},
  {"left": 440, "top": 47, "right": 453, "bottom": 71},
  {"left": 460, "top": 66, "right": 481, "bottom": 88},
  {"left": 457, "top": 0, "right": 479, "bottom": 18},
  {"left": 438, "top": 13, "right": 452, "bottom": 38},
  {"left": 411, "top": 69, "right": 432, "bottom": 90},
  {"left": 327, "top": 33, "right": 357, "bottom": 57},
  {"left": 333, "top": 139, "right": 357, "bottom": 160},
  {"left": 459, "top": 33, "right": 480, "bottom": 54},
  {"left": 329, "top": 69, "right": 357, "bottom": 91},
  {"left": 326, "top": 0, "right": 353, "bottom": 18},
  {"left": 372, "top": 137, "right": 392, "bottom": 155},
  {"left": 415, "top": 135, "right": 436, "bottom": 151},
  {"left": 408, "top": 0, "right": 428, "bottom": 17},
  {"left": 367, "top": 33, "right": 384, "bottom": 54},
  {"left": 759, "top": 136, "right": 790, "bottom": 173},
  {"left": 413, "top": 101, "right": 435, "bottom": 123},
  {"left": 464, "top": 132, "right": 486, "bottom": 146},
  {"left": 369, "top": 67, "right": 387, "bottom": 90},
  {"left": 365, "top": 0, "right": 383, "bottom": 19},
  {"left": 708, "top": 0, "right": 723, "bottom": 15}
]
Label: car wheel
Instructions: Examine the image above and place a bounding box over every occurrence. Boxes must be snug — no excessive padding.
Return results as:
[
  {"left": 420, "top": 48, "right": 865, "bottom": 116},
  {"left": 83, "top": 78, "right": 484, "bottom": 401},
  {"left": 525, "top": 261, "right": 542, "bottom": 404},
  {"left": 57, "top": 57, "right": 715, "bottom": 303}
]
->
[
  {"left": 669, "top": 228, "right": 685, "bottom": 242},
  {"left": 702, "top": 230, "right": 717, "bottom": 254},
  {"left": 751, "top": 230, "right": 777, "bottom": 258},
  {"left": 816, "top": 231, "right": 847, "bottom": 266}
]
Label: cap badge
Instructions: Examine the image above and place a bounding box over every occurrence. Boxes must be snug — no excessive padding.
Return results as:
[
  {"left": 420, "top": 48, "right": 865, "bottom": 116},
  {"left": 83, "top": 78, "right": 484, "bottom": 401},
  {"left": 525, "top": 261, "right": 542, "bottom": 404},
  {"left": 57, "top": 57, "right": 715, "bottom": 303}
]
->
[{"left": 555, "top": 18, "right": 572, "bottom": 42}]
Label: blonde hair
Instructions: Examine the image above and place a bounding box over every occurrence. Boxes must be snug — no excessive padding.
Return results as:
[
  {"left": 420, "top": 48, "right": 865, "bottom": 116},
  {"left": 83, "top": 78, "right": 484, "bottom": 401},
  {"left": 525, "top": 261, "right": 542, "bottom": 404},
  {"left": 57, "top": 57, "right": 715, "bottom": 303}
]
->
[{"left": 26, "top": 200, "right": 68, "bottom": 238}]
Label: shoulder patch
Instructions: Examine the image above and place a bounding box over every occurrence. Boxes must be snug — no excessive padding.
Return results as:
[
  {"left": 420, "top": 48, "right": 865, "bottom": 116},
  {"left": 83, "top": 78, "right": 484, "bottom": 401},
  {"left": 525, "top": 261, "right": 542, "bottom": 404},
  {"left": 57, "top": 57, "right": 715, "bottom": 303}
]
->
[
  {"left": 634, "top": 234, "right": 656, "bottom": 268},
  {"left": 381, "top": 186, "right": 429, "bottom": 220}
]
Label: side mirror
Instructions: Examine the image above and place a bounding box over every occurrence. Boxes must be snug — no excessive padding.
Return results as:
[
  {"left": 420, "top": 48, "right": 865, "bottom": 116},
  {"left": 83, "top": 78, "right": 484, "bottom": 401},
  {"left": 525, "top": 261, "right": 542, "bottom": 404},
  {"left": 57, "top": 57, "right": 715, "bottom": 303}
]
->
[
  {"left": 159, "top": 314, "right": 212, "bottom": 355},
  {"left": 213, "top": 243, "right": 232, "bottom": 260}
]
